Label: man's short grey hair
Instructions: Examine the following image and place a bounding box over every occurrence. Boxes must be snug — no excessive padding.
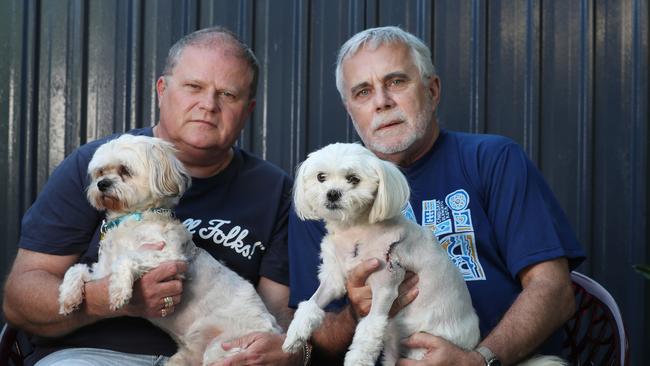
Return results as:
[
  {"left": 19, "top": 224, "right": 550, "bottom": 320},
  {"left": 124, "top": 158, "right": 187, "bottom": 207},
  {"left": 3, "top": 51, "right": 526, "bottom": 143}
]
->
[
  {"left": 162, "top": 26, "right": 259, "bottom": 99},
  {"left": 335, "top": 26, "right": 436, "bottom": 100}
]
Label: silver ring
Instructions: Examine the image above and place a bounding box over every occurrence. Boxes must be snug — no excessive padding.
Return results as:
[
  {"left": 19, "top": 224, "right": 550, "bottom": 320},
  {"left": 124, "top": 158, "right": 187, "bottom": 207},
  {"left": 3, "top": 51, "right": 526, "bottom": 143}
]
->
[
  {"left": 163, "top": 296, "right": 174, "bottom": 309},
  {"left": 161, "top": 308, "right": 168, "bottom": 317}
]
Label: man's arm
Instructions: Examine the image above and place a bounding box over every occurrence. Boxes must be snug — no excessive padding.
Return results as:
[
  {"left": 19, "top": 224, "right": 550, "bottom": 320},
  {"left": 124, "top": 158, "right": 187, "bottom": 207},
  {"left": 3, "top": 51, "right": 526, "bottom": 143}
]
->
[
  {"left": 399, "top": 257, "right": 575, "bottom": 366},
  {"left": 3, "top": 248, "right": 185, "bottom": 337},
  {"left": 476, "top": 258, "right": 574, "bottom": 364},
  {"left": 257, "top": 276, "right": 294, "bottom": 331}
]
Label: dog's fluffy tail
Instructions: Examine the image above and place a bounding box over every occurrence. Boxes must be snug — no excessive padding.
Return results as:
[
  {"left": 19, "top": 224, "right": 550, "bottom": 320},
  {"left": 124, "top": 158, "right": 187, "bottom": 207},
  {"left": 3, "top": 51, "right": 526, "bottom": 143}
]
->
[{"left": 517, "top": 355, "right": 567, "bottom": 366}]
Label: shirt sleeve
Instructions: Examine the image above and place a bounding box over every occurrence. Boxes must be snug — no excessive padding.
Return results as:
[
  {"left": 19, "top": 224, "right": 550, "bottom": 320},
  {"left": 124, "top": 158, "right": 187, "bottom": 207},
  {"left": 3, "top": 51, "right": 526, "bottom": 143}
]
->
[
  {"left": 19, "top": 147, "right": 102, "bottom": 255},
  {"left": 288, "top": 207, "right": 348, "bottom": 310},
  {"left": 480, "top": 142, "right": 586, "bottom": 277},
  {"left": 258, "top": 174, "right": 293, "bottom": 286}
]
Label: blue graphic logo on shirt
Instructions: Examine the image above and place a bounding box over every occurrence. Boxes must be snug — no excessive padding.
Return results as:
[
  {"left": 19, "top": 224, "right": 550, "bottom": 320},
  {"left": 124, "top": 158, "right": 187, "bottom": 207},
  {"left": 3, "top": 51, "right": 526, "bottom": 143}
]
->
[
  {"left": 421, "top": 200, "right": 452, "bottom": 236},
  {"left": 402, "top": 203, "right": 417, "bottom": 223},
  {"left": 420, "top": 189, "right": 486, "bottom": 281},
  {"left": 440, "top": 233, "right": 485, "bottom": 280}
]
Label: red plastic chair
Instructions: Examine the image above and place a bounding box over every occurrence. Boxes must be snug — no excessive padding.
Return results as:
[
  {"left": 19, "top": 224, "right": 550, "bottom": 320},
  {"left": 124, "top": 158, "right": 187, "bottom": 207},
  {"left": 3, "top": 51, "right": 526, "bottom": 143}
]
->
[{"left": 563, "top": 271, "right": 629, "bottom": 365}]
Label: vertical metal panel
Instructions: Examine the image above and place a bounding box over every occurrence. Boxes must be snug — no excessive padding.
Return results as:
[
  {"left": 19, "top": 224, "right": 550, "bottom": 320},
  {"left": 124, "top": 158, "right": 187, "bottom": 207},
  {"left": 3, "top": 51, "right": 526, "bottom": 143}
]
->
[
  {"left": 0, "top": 0, "right": 33, "bottom": 299},
  {"left": 433, "top": 1, "right": 487, "bottom": 134},
  {"left": 37, "top": 0, "right": 85, "bottom": 185},
  {"left": 252, "top": 0, "right": 309, "bottom": 172},
  {"left": 591, "top": 0, "right": 648, "bottom": 359},
  {"left": 539, "top": 1, "right": 592, "bottom": 248},
  {"left": 304, "top": 0, "right": 361, "bottom": 154},
  {"left": 377, "top": 0, "right": 433, "bottom": 44},
  {"left": 486, "top": 0, "right": 541, "bottom": 157},
  {"left": 0, "top": 0, "right": 647, "bottom": 363}
]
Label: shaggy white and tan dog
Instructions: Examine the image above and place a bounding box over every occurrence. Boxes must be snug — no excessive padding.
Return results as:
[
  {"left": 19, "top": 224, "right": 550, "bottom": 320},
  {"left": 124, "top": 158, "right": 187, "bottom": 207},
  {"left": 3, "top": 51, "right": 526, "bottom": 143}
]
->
[
  {"left": 58, "top": 134, "right": 280, "bottom": 366},
  {"left": 282, "top": 143, "right": 565, "bottom": 366}
]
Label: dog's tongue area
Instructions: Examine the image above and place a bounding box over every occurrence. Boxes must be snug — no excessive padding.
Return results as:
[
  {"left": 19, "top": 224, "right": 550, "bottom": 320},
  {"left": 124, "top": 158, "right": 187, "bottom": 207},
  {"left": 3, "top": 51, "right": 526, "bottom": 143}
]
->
[{"left": 101, "top": 195, "right": 121, "bottom": 211}]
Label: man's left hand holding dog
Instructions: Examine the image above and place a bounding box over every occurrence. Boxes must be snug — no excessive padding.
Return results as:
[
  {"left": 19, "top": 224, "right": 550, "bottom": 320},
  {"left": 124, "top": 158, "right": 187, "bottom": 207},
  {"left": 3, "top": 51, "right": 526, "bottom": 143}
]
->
[
  {"left": 396, "top": 333, "right": 485, "bottom": 366},
  {"left": 210, "top": 332, "right": 303, "bottom": 366},
  {"left": 346, "top": 258, "right": 420, "bottom": 320},
  {"left": 83, "top": 259, "right": 187, "bottom": 319}
]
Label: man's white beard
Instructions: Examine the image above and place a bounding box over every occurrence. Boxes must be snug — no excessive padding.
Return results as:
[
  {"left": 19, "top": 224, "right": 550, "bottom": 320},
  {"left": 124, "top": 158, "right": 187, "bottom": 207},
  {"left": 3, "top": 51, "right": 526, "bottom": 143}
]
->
[{"left": 352, "top": 97, "right": 433, "bottom": 155}]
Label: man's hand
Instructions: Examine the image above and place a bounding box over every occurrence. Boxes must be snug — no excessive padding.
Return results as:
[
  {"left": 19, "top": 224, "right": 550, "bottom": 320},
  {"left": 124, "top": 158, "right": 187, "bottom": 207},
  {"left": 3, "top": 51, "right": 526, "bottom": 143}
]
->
[
  {"left": 210, "top": 332, "right": 302, "bottom": 366},
  {"left": 84, "top": 260, "right": 187, "bottom": 319},
  {"left": 345, "top": 258, "right": 419, "bottom": 319},
  {"left": 397, "top": 333, "right": 484, "bottom": 366},
  {"left": 128, "top": 260, "right": 187, "bottom": 318}
]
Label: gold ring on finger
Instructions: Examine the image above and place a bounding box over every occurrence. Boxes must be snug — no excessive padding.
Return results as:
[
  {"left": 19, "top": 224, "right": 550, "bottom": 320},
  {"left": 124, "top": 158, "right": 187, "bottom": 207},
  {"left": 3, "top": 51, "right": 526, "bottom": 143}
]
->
[{"left": 163, "top": 296, "right": 174, "bottom": 309}]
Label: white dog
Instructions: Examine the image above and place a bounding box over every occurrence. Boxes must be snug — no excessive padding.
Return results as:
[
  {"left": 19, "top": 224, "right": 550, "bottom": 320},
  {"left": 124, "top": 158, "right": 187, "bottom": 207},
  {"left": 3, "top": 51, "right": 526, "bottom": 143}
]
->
[
  {"left": 282, "top": 143, "right": 565, "bottom": 366},
  {"left": 58, "top": 134, "right": 281, "bottom": 366}
]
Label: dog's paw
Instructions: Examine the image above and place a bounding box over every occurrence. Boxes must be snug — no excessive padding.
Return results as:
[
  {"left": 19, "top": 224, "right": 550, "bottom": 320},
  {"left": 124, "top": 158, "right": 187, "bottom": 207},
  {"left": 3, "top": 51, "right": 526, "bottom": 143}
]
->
[
  {"left": 108, "top": 283, "right": 133, "bottom": 310},
  {"left": 344, "top": 350, "right": 376, "bottom": 366},
  {"left": 58, "top": 264, "right": 89, "bottom": 315},
  {"left": 58, "top": 292, "right": 83, "bottom": 315},
  {"left": 282, "top": 324, "right": 311, "bottom": 353},
  {"left": 282, "top": 300, "right": 325, "bottom": 353},
  {"left": 58, "top": 284, "right": 84, "bottom": 315},
  {"left": 281, "top": 331, "right": 305, "bottom": 354}
]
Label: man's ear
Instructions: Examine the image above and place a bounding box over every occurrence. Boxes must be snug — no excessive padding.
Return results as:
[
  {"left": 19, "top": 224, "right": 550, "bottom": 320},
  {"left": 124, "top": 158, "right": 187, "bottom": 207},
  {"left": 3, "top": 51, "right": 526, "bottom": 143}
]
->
[
  {"left": 156, "top": 77, "right": 167, "bottom": 108},
  {"left": 245, "top": 99, "right": 256, "bottom": 119},
  {"left": 429, "top": 75, "right": 441, "bottom": 108}
]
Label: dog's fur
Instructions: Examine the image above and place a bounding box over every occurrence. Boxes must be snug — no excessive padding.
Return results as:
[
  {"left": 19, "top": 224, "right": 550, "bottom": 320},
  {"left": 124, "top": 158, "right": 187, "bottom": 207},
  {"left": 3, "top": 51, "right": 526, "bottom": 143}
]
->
[
  {"left": 282, "top": 143, "right": 566, "bottom": 366},
  {"left": 58, "top": 134, "right": 280, "bottom": 366}
]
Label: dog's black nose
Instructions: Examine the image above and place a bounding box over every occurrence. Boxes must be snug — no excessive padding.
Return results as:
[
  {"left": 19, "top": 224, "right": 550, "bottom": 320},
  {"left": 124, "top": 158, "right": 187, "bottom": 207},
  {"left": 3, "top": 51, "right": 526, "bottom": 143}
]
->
[
  {"left": 326, "top": 189, "right": 341, "bottom": 202},
  {"left": 97, "top": 179, "right": 112, "bottom": 192}
]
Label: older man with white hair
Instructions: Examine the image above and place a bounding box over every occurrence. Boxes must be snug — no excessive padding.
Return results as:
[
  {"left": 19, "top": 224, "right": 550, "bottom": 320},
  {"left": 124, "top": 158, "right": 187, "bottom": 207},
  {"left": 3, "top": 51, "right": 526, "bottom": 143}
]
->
[{"left": 289, "top": 26, "right": 585, "bottom": 366}]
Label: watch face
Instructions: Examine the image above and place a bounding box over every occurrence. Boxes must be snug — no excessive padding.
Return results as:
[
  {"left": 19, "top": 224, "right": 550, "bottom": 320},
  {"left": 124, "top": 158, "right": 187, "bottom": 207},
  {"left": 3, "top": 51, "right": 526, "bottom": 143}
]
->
[{"left": 487, "top": 359, "right": 502, "bottom": 366}]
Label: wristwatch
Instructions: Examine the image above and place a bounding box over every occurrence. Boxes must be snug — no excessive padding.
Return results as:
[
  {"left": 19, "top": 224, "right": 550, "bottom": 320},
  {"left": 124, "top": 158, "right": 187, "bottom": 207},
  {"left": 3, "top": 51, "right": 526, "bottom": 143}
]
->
[{"left": 475, "top": 345, "right": 502, "bottom": 366}]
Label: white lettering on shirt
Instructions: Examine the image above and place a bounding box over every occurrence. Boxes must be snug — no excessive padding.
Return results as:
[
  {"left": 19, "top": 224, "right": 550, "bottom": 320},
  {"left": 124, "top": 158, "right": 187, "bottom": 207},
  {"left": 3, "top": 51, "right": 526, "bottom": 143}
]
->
[{"left": 182, "top": 218, "right": 266, "bottom": 260}]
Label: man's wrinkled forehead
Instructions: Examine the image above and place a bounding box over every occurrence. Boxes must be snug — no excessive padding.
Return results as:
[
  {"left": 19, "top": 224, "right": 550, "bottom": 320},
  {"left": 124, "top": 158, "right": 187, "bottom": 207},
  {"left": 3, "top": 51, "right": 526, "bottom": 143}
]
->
[{"left": 342, "top": 42, "right": 414, "bottom": 87}]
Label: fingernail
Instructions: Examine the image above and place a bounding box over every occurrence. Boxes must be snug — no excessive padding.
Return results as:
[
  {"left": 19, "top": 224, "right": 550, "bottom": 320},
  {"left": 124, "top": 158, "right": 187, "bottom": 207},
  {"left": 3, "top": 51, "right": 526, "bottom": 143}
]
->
[{"left": 368, "top": 258, "right": 379, "bottom": 267}]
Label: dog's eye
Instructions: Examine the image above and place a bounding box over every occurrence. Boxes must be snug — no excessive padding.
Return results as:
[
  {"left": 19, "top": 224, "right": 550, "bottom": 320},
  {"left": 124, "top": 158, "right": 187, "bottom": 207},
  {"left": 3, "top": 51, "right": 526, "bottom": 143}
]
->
[
  {"left": 118, "top": 165, "right": 131, "bottom": 178},
  {"left": 346, "top": 174, "right": 360, "bottom": 185},
  {"left": 317, "top": 173, "right": 326, "bottom": 183}
]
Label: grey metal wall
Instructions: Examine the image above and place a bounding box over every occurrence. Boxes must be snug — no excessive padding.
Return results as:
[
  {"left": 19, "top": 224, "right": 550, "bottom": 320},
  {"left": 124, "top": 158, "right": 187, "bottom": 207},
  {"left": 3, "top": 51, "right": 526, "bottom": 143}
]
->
[{"left": 0, "top": 0, "right": 647, "bottom": 363}]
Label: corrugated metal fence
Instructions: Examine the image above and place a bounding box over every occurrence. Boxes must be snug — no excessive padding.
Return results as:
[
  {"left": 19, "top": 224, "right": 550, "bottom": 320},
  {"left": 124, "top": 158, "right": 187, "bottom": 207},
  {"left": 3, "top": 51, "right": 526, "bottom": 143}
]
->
[{"left": 0, "top": 0, "right": 647, "bottom": 363}]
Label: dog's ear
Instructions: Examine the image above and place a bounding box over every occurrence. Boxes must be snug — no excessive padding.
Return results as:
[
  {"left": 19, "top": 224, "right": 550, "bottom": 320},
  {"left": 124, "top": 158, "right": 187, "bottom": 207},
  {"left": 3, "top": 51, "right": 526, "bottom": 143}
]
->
[
  {"left": 368, "top": 158, "right": 410, "bottom": 224},
  {"left": 147, "top": 139, "right": 191, "bottom": 198},
  {"left": 293, "top": 159, "right": 318, "bottom": 221}
]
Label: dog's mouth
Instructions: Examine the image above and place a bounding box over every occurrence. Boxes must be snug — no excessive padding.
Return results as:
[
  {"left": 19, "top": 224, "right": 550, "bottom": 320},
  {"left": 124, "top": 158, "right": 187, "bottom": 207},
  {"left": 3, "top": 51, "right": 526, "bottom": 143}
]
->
[
  {"left": 325, "top": 202, "right": 341, "bottom": 210},
  {"left": 99, "top": 194, "right": 124, "bottom": 211}
]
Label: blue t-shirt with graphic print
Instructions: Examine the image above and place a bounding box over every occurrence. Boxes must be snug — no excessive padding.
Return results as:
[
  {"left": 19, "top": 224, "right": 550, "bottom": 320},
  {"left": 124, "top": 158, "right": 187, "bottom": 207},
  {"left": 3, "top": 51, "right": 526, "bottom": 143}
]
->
[
  {"left": 288, "top": 129, "right": 585, "bottom": 355},
  {"left": 20, "top": 127, "right": 292, "bottom": 364}
]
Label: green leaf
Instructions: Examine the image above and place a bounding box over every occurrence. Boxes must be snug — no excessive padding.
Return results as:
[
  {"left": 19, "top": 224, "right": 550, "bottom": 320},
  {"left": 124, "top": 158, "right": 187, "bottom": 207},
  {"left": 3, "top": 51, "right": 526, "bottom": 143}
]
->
[{"left": 633, "top": 264, "right": 650, "bottom": 280}]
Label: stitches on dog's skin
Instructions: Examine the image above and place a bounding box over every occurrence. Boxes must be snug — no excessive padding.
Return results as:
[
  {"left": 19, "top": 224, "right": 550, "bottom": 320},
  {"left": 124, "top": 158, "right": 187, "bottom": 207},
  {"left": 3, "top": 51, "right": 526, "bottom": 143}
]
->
[
  {"left": 385, "top": 238, "right": 403, "bottom": 272},
  {"left": 352, "top": 242, "right": 360, "bottom": 258},
  {"left": 285, "top": 143, "right": 485, "bottom": 366}
]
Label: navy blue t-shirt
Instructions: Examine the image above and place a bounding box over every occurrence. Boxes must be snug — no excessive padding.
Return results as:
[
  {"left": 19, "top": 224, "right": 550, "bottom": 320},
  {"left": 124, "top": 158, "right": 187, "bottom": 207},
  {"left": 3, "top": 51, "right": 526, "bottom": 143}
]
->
[
  {"left": 288, "top": 129, "right": 585, "bottom": 355},
  {"left": 20, "top": 127, "right": 292, "bottom": 363}
]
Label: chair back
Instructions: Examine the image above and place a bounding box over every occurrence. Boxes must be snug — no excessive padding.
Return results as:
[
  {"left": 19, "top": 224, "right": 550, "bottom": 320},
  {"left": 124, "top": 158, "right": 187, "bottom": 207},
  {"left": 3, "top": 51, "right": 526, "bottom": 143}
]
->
[
  {"left": 0, "top": 323, "right": 24, "bottom": 366},
  {"left": 563, "top": 271, "right": 629, "bottom": 365}
]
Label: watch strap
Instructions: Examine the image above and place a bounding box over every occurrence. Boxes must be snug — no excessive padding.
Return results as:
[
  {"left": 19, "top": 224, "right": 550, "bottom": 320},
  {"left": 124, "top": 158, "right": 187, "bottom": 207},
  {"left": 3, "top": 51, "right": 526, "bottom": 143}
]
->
[{"left": 475, "top": 345, "right": 500, "bottom": 365}]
